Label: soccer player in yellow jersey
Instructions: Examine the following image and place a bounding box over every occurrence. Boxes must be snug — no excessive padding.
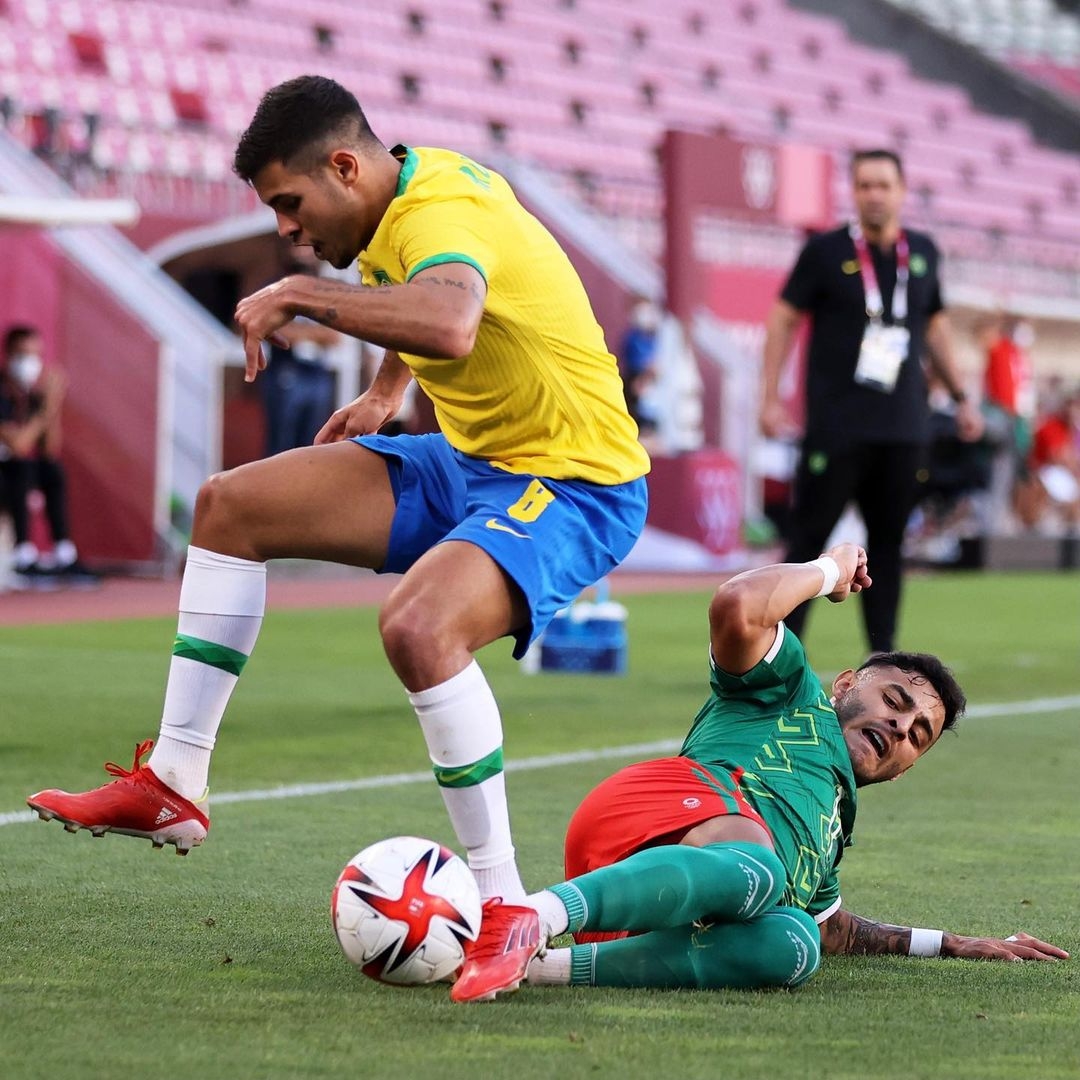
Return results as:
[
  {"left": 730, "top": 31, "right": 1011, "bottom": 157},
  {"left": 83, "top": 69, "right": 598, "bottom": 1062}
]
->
[{"left": 28, "top": 76, "right": 649, "bottom": 909}]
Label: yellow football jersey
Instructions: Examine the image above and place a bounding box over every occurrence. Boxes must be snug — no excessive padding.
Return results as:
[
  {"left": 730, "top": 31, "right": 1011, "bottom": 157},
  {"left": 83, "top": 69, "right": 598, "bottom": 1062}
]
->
[{"left": 358, "top": 146, "right": 650, "bottom": 485}]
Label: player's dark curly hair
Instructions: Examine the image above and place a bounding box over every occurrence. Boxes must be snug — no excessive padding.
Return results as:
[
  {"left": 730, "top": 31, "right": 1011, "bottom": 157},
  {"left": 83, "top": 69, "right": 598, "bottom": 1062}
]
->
[
  {"left": 858, "top": 652, "right": 966, "bottom": 731},
  {"left": 233, "top": 75, "right": 379, "bottom": 182}
]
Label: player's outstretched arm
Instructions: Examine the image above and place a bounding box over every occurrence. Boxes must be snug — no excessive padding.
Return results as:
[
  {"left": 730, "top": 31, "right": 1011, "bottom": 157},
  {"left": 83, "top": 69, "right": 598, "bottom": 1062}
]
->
[
  {"left": 710, "top": 542, "right": 871, "bottom": 673},
  {"left": 820, "top": 908, "right": 1068, "bottom": 962}
]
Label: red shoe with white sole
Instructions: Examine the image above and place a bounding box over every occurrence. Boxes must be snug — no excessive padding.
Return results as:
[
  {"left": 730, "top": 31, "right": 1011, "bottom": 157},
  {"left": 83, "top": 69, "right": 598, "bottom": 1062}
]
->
[
  {"left": 450, "top": 899, "right": 543, "bottom": 1003},
  {"left": 27, "top": 739, "right": 209, "bottom": 855}
]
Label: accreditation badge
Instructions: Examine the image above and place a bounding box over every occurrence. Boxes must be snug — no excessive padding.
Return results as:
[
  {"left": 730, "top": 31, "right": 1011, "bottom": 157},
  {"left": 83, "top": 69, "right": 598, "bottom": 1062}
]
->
[{"left": 853, "top": 321, "right": 909, "bottom": 393}]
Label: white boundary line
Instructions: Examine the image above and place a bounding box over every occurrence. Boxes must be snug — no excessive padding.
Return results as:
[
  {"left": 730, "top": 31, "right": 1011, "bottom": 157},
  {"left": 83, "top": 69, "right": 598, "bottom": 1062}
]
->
[{"left": 3, "top": 694, "right": 1077, "bottom": 829}]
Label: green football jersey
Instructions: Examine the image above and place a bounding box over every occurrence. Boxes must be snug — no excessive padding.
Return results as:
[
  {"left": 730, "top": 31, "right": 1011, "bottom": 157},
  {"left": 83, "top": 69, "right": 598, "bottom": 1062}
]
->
[{"left": 680, "top": 625, "right": 857, "bottom": 920}]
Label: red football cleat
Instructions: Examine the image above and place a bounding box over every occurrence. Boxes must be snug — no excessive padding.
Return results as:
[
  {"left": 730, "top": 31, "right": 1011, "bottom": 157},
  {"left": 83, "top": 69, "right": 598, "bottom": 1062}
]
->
[
  {"left": 27, "top": 739, "right": 209, "bottom": 855},
  {"left": 450, "top": 898, "right": 543, "bottom": 1003}
]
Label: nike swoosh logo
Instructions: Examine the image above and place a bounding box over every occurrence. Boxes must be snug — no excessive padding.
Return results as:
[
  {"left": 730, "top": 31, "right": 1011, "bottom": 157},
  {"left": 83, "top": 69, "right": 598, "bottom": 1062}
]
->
[
  {"left": 485, "top": 519, "right": 531, "bottom": 539},
  {"left": 435, "top": 765, "right": 475, "bottom": 785}
]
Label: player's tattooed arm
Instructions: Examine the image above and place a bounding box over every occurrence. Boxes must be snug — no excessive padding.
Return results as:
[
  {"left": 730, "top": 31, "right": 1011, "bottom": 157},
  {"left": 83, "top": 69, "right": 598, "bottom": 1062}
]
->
[
  {"left": 292, "top": 275, "right": 487, "bottom": 327},
  {"left": 820, "top": 909, "right": 915, "bottom": 955},
  {"left": 821, "top": 908, "right": 1069, "bottom": 962},
  {"left": 413, "top": 274, "right": 486, "bottom": 307},
  {"left": 290, "top": 276, "right": 354, "bottom": 327},
  {"left": 236, "top": 264, "right": 485, "bottom": 379},
  {"left": 290, "top": 275, "right": 484, "bottom": 328}
]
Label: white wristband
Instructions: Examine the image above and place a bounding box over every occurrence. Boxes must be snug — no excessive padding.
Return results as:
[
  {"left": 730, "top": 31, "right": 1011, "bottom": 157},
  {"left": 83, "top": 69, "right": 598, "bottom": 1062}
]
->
[
  {"left": 908, "top": 927, "right": 943, "bottom": 957},
  {"left": 809, "top": 556, "right": 841, "bottom": 599}
]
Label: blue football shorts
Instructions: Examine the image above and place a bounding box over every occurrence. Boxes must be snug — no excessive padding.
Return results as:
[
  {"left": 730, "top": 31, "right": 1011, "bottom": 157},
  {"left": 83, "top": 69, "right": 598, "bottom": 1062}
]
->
[{"left": 352, "top": 432, "right": 648, "bottom": 658}]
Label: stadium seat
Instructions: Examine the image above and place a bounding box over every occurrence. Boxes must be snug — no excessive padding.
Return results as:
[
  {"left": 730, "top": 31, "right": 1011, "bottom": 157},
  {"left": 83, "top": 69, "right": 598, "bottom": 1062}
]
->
[{"left": 0, "top": 0, "right": 1077, "bottom": 247}]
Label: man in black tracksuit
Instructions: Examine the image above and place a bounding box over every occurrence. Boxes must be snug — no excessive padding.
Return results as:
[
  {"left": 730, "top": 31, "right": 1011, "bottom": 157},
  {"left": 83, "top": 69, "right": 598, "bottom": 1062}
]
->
[{"left": 759, "top": 149, "right": 983, "bottom": 654}]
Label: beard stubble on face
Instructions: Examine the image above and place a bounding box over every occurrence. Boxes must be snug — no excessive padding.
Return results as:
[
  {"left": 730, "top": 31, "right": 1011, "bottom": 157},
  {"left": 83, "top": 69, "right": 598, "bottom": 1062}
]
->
[
  {"left": 833, "top": 689, "right": 865, "bottom": 728},
  {"left": 834, "top": 688, "right": 880, "bottom": 786}
]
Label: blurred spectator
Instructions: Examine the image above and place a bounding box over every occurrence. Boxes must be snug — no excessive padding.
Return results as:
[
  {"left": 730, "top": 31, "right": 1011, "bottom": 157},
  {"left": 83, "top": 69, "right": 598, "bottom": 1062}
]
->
[
  {"left": 905, "top": 374, "right": 992, "bottom": 563},
  {"left": 1021, "top": 387, "right": 1080, "bottom": 534},
  {"left": 641, "top": 312, "right": 703, "bottom": 456},
  {"left": 619, "top": 297, "right": 661, "bottom": 438},
  {"left": 262, "top": 260, "right": 341, "bottom": 455},
  {"left": 755, "top": 436, "right": 799, "bottom": 542},
  {"left": 0, "top": 325, "right": 99, "bottom": 587},
  {"left": 981, "top": 314, "right": 1037, "bottom": 532}
]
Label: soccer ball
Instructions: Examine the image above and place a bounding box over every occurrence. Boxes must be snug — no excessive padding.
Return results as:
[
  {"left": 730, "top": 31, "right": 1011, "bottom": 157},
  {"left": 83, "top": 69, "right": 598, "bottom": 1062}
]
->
[{"left": 331, "top": 835, "right": 482, "bottom": 985}]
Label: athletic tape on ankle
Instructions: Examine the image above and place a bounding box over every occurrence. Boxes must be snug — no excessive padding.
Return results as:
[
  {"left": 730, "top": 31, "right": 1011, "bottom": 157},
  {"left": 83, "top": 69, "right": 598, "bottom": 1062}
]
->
[
  {"left": 809, "top": 556, "right": 841, "bottom": 599},
  {"left": 908, "top": 927, "right": 943, "bottom": 956},
  {"left": 179, "top": 546, "right": 266, "bottom": 616}
]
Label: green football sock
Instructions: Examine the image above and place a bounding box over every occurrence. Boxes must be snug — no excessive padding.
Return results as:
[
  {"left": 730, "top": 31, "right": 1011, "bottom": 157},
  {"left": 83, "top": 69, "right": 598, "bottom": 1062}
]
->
[
  {"left": 569, "top": 906, "right": 821, "bottom": 990},
  {"left": 548, "top": 842, "right": 785, "bottom": 934}
]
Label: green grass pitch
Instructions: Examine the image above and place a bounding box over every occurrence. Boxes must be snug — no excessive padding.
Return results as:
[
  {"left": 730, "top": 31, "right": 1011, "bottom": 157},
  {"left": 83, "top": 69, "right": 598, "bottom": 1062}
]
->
[{"left": 1, "top": 571, "right": 1078, "bottom": 1080}]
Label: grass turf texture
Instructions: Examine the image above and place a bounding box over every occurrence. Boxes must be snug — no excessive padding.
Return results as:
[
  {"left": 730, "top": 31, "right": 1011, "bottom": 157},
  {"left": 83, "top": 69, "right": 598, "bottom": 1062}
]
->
[{"left": 1, "top": 570, "right": 1078, "bottom": 1080}]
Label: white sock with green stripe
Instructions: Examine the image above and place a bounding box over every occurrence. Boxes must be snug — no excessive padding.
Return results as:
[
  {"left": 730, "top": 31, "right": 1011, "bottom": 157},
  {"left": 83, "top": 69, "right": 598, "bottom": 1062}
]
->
[
  {"left": 408, "top": 660, "right": 525, "bottom": 903},
  {"left": 148, "top": 546, "right": 266, "bottom": 801}
]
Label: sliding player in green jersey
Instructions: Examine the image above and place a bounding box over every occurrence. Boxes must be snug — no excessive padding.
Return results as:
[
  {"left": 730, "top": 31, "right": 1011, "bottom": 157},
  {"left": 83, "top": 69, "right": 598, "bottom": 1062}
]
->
[{"left": 451, "top": 543, "right": 1067, "bottom": 1002}]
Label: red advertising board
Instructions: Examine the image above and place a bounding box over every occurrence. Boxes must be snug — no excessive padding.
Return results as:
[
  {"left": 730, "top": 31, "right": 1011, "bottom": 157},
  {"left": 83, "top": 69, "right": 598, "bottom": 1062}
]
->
[
  {"left": 646, "top": 130, "right": 832, "bottom": 553},
  {"left": 663, "top": 129, "right": 832, "bottom": 323},
  {"left": 647, "top": 451, "right": 743, "bottom": 556}
]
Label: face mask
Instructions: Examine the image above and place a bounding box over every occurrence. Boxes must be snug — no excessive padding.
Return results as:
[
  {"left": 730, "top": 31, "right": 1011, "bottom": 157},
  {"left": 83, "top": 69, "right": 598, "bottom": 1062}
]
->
[
  {"left": 631, "top": 302, "right": 660, "bottom": 332},
  {"left": 1012, "top": 323, "right": 1035, "bottom": 349},
  {"left": 9, "top": 353, "right": 43, "bottom": 389}
]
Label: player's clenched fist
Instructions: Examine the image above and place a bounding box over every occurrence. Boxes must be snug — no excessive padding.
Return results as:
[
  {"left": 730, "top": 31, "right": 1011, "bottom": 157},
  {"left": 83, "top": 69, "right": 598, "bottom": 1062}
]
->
[{"left": 823, "top": 543, "right": 872, "bottom": 603}]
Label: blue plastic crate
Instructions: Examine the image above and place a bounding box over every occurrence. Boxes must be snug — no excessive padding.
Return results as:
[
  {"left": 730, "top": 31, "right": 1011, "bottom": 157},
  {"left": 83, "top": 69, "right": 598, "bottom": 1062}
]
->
[{"left": 539, "top": 602, "right": 628, "bottom": 675}]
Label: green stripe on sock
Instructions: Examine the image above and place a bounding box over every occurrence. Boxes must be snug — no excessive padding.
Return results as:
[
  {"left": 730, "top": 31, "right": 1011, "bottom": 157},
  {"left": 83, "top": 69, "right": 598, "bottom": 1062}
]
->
[
  {"left": 431, "top": 746, "right": 504, "bottom": 788},
  {"left": 172, "top": 634, "right": 248, "bottom": 676},
  {"left": 569, "top": 944, "right": 596, "bottom": 986},
  {"left": 547, "top": 882, "right": 588, "bottom": 933}
]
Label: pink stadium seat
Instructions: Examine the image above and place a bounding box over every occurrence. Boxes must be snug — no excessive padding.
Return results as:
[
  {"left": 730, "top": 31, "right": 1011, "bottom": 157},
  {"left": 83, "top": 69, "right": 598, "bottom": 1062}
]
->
[{"left": 0, "top": 0, "right": 1076, "bottom": 239}]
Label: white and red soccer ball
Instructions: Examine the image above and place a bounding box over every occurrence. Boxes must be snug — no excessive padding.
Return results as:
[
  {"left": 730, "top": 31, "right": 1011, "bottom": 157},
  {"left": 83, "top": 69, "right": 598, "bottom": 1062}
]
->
[{"left": 331, "top": 835, "right": 482, "bottom": 985}]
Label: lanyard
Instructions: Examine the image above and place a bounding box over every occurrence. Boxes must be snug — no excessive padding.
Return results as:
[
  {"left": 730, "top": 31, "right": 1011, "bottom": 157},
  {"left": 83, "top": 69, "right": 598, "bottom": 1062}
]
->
[{"left": 849, "top": 222, "right": 908, "bottom": 323}]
